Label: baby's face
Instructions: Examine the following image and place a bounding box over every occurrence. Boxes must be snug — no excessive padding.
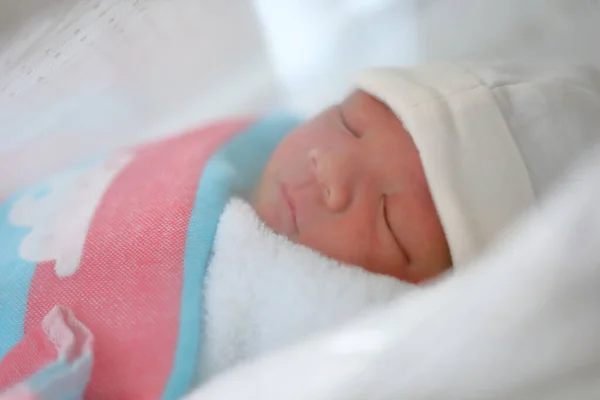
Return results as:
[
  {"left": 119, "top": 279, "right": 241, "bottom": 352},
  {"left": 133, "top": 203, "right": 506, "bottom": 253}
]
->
[{"left": 253, "top": 91, "right": 451, "bottom": 283}]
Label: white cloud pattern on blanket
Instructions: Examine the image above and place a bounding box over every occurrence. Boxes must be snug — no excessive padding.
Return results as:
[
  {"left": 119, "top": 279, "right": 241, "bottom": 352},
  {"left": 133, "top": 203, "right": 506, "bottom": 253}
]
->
[{"left": 8, "top": 153, "right": 132, "bottom": 277}]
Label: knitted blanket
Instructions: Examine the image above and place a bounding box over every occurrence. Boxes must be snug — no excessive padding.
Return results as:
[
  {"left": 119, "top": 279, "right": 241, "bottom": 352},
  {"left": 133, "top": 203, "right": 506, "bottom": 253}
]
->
[{"left": 0, "top": 114, "right": 300, "bottom": 399}]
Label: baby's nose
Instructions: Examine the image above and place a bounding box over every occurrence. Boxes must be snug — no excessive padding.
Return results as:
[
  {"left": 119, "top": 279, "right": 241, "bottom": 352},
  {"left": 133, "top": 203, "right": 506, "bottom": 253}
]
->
[{"left": 308, "top": 148, "right": 352, "bottom": 212}]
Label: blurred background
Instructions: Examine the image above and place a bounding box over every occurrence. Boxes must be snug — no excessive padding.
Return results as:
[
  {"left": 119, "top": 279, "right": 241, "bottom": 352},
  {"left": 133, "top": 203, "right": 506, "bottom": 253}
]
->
[{"left": 1, "top": 0, "right": 600, "bottom": 194}]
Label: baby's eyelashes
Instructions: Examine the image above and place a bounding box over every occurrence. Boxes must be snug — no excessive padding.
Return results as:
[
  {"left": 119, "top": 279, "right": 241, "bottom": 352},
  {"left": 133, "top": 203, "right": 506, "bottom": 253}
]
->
[
  {"left": 339, "top": 106, "right": 361, "bottom": 138},
  {"left": 381, "top": 194, "right": 409, "bottom": 264}
]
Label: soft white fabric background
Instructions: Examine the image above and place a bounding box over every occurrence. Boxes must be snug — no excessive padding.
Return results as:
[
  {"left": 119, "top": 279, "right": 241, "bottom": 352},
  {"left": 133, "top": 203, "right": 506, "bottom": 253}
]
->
[{"left": 1, "top": 0, "right": 599, "bottom": 193}]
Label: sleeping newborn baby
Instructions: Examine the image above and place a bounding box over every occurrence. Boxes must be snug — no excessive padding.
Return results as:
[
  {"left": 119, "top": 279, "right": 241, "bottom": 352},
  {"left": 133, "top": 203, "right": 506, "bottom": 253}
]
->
[
  {"left": 201, "top": 61, "right": 600, "bottom": 383},
  {"left": 254, "top": 62, "right": 600, "bottom": 281},
  {"left": 252, "top": 89, "right": 451, "bottom": 283},
  {"left": 1, "top": 62, "right": 599, "bottom": 399}
]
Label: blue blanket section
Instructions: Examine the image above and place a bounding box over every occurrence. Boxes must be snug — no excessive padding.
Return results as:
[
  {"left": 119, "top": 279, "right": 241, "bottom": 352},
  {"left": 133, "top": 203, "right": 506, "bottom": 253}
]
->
[
  {"left": 162, "top": 113, "right": 302, "bottom": 399},
  {"left": 0, "top": 195, "right": 36, "bottom": 360},
  {"left": 0, "top": 159, "right": 105, "bottom": 362}
]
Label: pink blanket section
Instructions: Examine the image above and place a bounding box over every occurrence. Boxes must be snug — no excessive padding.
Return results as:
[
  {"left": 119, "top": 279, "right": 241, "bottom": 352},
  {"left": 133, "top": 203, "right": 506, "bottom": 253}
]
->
[{"left": 0, "top": 306, "right": 93, "bottom": 400}]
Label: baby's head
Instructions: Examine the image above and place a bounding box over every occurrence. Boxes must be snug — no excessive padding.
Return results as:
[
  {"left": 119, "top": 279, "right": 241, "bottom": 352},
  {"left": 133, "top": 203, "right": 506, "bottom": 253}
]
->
[
  {"left": 253, "top": 62, "right": 600, "bottom": 283},
  {"left": 252, "top": 90, "right": 451, "bottom": 283}
]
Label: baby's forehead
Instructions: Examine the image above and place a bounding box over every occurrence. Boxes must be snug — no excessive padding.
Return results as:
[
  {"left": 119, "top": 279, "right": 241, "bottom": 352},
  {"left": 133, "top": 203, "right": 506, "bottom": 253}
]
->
[
  {"left": 341, "top": 89, "right": 376, "bottom": 107},
  {"left": 339, "top": 89, "right": 401, "bottom": 129}
]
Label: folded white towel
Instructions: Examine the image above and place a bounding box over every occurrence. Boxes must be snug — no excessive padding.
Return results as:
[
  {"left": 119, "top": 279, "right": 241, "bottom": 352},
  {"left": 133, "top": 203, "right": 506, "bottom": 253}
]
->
[{"left": 198, "top": 198, "right": 415, "bottom": 381}]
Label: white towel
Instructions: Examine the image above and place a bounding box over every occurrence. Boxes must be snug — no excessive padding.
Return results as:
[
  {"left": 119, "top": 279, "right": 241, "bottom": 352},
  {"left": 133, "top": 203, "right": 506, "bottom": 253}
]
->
[{"left": 198, "top": 198, "right": 415, "bottom": 381}]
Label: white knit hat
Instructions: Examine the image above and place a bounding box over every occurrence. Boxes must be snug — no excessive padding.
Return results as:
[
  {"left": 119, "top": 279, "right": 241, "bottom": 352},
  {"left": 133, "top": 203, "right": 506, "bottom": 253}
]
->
[{"left": 355, "top": 62, "right": 600, "bottom": 267}]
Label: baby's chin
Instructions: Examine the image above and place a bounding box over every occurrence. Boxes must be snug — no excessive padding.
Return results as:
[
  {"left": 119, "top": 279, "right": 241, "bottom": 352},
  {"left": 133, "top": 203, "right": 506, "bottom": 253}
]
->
[
  {"left": 255, "top": 203, "right": 278, "bottom": 233},
  {"left": 250, "top": 184, "right": 280, "bottom": 233},
  {"left": 254, "top": 199, "right": 294, "bottom": 240},
  {"left": 250, "top": 177, "right": 293, "bottom": 237}
]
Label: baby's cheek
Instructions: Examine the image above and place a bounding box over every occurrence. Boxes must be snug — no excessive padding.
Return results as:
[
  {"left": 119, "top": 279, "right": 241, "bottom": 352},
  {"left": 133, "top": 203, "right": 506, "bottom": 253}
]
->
[
  {"left": 298, "top": 221, "right": 372, "bottom": 268},
  {"left": 298, "top": 219, "right": 415, "bottom": 281}
]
